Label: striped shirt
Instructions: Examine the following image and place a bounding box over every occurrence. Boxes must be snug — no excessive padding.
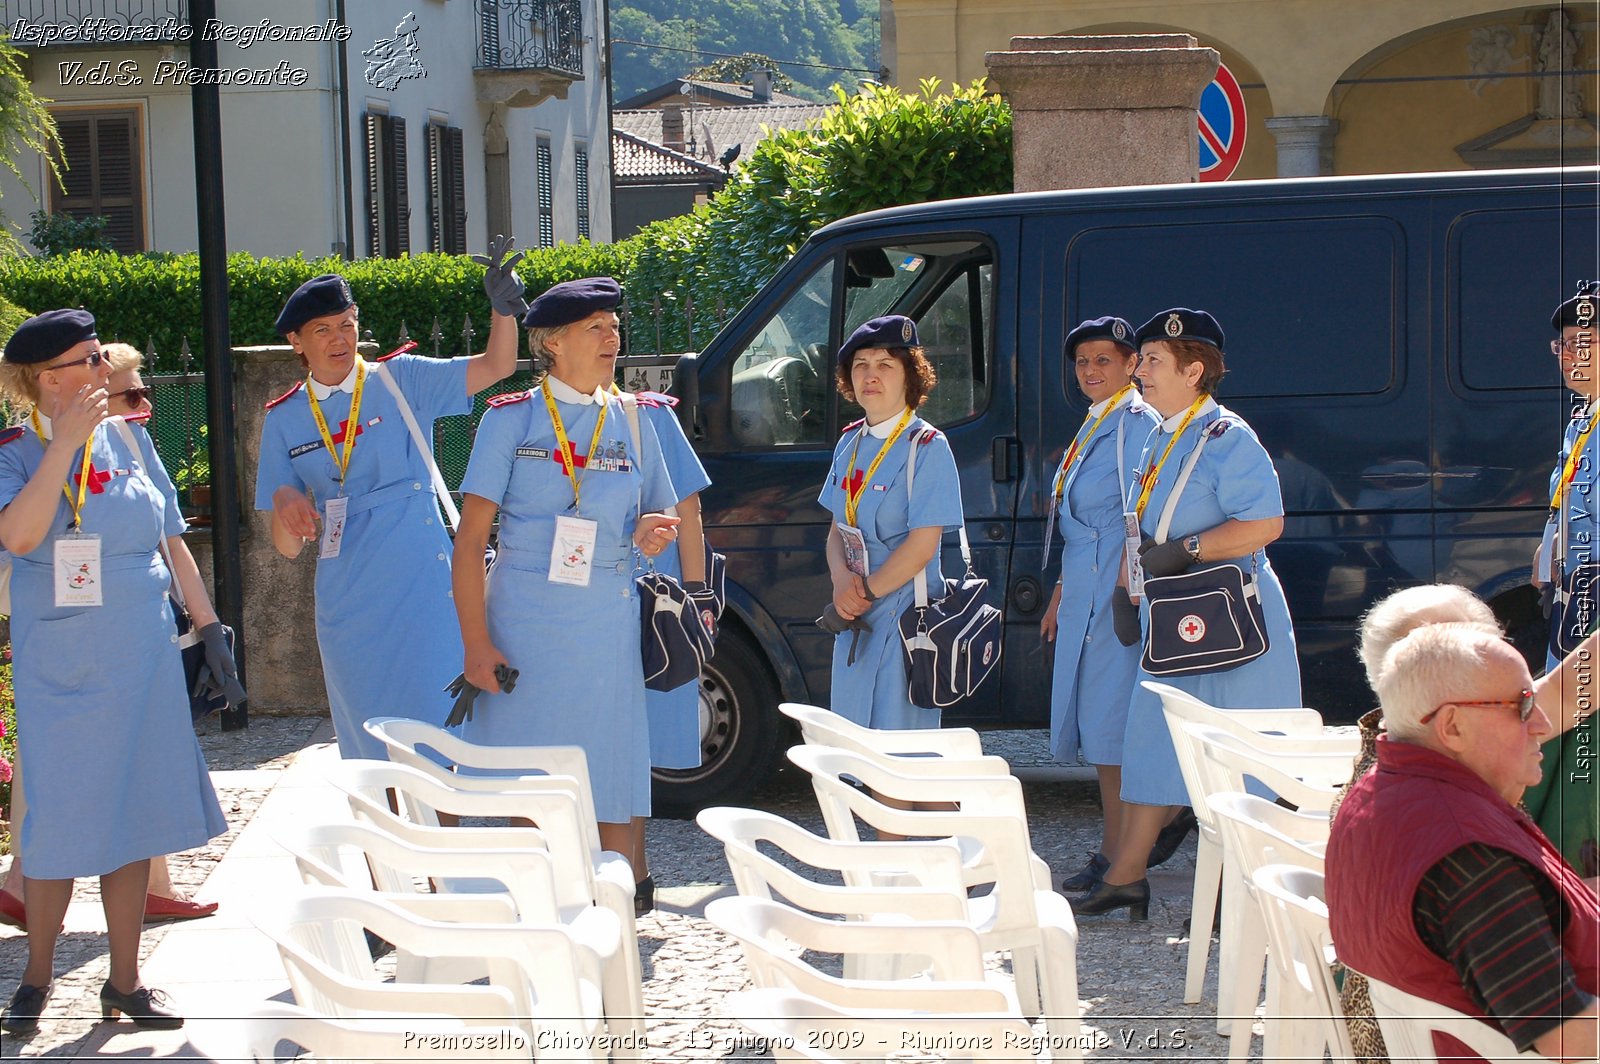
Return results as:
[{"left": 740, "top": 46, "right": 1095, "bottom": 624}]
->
[{"left": 1414, "top": 842, "right": 1594, "bottom": 1050}]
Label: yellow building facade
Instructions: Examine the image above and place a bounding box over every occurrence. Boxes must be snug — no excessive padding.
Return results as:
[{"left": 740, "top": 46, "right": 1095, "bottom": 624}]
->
[{"left": 885, "top": 1, "right": 1598, "bottom": 178}]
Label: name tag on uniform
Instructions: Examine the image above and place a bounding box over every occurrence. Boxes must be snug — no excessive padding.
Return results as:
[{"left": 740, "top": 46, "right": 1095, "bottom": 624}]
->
[
  {"left": 320, "top": 495, "right": 349, "bottom": 560},
  {"left": 1123, "top": 511, "right": 1145, "bottom": 600},
  {"left": 549, "top": 515, "right": 598, "bottom": 587},
  {"left": 55, "top": 533, "right": 103, "bottom": 607},
  {"left": 516, "top": 446, "right": 551, "bottom": 460},
  {"left": 837, "top": 522, "right": 871, "bottom": 577}
]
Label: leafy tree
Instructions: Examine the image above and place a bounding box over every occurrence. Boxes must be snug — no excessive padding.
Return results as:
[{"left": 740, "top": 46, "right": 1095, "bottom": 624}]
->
[
  {"left": 28, "top": 211, "right": 113, "bottom": 256},
  {"left": 0, "top": 34, "right": 57, "bottom": 254},
  {"left": 687, "top": 53, "right": 795, "bottom": 94}
]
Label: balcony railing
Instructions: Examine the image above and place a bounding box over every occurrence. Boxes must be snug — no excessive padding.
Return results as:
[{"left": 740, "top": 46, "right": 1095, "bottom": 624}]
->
[
  {"left": 476, "top": 0, "right": 582, "bottom": 79},
  {"left": 1, "top": 0, "right": 190, "bottom": 47}
]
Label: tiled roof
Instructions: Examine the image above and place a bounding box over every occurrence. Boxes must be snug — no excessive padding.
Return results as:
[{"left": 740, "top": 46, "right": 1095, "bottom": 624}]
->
[
  {"left": 612, "top": 104, "right": 831, "bottom": 169},
  {"left": 611, "top": 130, "right": 727, "bottom": 185}
]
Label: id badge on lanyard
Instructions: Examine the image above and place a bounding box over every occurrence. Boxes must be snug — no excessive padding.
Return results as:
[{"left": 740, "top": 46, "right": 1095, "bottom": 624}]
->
[
  {"left": 1122, "top": 511, "right": 1145, "bottom": 600},
  {"left": 836, "top": 522, "right": 871, "bottom": 577},
  {"left": 55, "top": 532, "right": 103, "bottom": 607},
  {"left": 320, "top": 495, "right": 349, "bottom": 560},
  {"left": 550, "top": 514, "right": 599, "bottom": 586}
]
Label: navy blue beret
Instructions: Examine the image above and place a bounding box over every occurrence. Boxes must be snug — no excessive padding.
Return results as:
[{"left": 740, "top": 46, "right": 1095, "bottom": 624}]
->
[
  {"left": 1134, "top": 308, "right": 1225, "bottom": 350},
  {"left": 1553, "top": 286, "right": 1600, "bottom": 331},
  {"left": 838, "top": 315, "right": 919, "bottom": 368},
  {"left": 276, "top": 274, "right": 355, "bottom": 336},
  {"left": 521, "top": 277, "right": 622, "bottom": 330},
  {"left": 4, "top": 308, "right": 97, "bottom": 365},
  {"left": 1065, "top": 316, "right": 1135, "bottom": 355}
]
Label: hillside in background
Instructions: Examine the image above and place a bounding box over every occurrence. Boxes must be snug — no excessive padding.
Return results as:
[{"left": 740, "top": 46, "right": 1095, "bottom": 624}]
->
[{"left": 610, "top": 0, "right": 879, "bottom": 102}]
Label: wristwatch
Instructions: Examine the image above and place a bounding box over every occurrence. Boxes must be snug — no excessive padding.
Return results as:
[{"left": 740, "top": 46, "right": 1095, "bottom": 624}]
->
[{"left": 1184, "top": 534, "right": 1203, "bottom": 564}]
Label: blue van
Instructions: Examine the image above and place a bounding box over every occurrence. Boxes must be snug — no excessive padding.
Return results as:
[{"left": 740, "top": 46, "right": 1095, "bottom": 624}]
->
[{"left": 640, "top": 166, "right": 1600, "bottom": 811}]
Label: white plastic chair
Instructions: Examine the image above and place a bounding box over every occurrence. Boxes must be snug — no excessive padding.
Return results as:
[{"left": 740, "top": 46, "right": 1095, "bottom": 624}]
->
[
  {"left": 1251, "top": 864, "right": 1355, "bottom": 1064},
  {"left": 1143, "top": 679, "right": 1329, "bottom": 1005},
  {"left": 190, "top": 1002, "right": 534, "bottom": 1063},
  {"left": 705, "top": 895, "right": 1019, "bottom": 1014},
  {"left": 1205, "top": 793, "right": 1330, "bottom": 1063},
  {"left": 725, "top": 986, "right": 1037, "bottom": 1063},
  {"left": 785, "top": 745, "right": 1082, "bottom": 1059},
  {"left": 778, "top": 702, "right": 991, "bottom": 763},
  {"left": 1362, "top": 971, "right": 1546, "bottom": 1063},
  {"left": 257, "top": 889, "right": 609, "bottom": 1060},
  {"left": 323, "top": 759, "right": 646, "bottom": 1055}
]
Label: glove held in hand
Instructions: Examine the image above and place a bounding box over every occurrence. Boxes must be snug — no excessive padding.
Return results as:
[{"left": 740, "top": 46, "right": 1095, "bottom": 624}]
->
[
  {"left": 196, "top": 621, "right": 247, "bottom": 708},
  {"left": 1138, "top": 537, "right": 1195, "bottom": 579},
  {"left": 1112, "top": 593, "right": 1142, "bottom": 647}
]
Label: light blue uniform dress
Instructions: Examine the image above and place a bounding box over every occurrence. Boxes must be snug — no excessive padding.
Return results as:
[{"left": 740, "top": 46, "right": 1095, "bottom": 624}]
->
[
  {"left": 255, "top": 353, "right": 471, "bottom": 760},
  {"left": 1120, "top": 400, "right": 1302, "bottom": 806},
  {"left": 635, "top": 392, "right": 712, "bottom": 770},
  {"left": 0, "top": 417, "right": 225, "bottom": 878},
  {"left": 458, "top": 378, "right": 677, "bottom": 822},
  {"left": 817, "top": 414, "right": 964, "bottom": 730},
  {"left": 1049, "top": 392, "right": 1159, "bottom": 764}
]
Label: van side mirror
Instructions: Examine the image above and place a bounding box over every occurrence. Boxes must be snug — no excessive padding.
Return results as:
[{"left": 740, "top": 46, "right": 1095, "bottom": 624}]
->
[{"left": 672, "top": 351, "right": 700, "bottom": 435}]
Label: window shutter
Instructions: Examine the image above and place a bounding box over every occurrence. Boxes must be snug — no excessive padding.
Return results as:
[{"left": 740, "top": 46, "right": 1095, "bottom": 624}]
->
[
  {"left": 536, "top": 139, "right": 553, "bottom": 248},
  {"left": 388, "top": 116, "right": 410, "bottom": 254},
  {"left": 47, "top": 110, "right": 143, "bottom": 253},
  {"left": 447, "top": 126, "right": 467, "bottom": 254},
  {"left": 574, "top": 145, "right": 589, "bottom": 241},
  {"left": 365, "top": 112, "right": 381, "bottom": 256},
  {"left": 426, "top": 123, "right": 443, "bottom": 252}
]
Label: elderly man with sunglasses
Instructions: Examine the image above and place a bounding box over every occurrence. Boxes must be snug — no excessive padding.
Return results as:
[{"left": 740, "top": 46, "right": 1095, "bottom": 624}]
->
[{"left": 1327, "top": 623, "right": 1599, "bottom": 1061}]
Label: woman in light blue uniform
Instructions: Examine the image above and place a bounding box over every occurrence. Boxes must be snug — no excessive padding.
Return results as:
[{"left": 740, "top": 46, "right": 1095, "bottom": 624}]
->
[
  {"left": 819, "top": 315, "right": 964, "bottom": 729},
  {"left": 630, "top": 390, "right": 711, "bottom": 770},
  {"left": 1041, "top": 317, "right": 1158, "bottom": 894},
  {"left": 0, "top": 310, "right": 227, "bottom": 1034},
  {"left": 1077, "top": 308, "right": 1301, "bottom": 919},
  {"left": 453, "top": 277, "right": 682, "bottom": 912},
  {"left": 1525, "top": 290, "right": 1600, "bottom": 872},
  {"left": 255, "top": 262, "right": 521, "bottom": 761}
]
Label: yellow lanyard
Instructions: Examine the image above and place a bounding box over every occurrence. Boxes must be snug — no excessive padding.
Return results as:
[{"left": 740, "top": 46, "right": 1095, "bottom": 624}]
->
[
  {"left": 843, "top": 408, "right": 913, "bottom": 527},
  {"left": 305, "top": 361, "right": 368, "bottom": 489},
  {"left": 1054, "top": 384, "right": 1134, "bottom": 506},
  {"left": 31, "top": 411, "right": 93, "bottom": 529},
  {"left": 1551, "top": 412, "right": 1597, "bottom": 513},
  {"left": 542, "top": 378, "right": 608, "bottom": 514},
  {"left": 1134, "top": 395, "right": 1210, "bottom": 520}
]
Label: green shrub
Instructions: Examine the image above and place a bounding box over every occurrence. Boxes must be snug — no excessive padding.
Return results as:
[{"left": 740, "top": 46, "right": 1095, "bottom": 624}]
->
[{"left": 28, "top": 211, "right": 114, "bottom": 256}]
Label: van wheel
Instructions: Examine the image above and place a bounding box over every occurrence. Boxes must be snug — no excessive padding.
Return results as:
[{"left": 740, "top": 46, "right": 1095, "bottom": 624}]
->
[{"left": 651, "top": 627, "right": 785, "bottom": 816}]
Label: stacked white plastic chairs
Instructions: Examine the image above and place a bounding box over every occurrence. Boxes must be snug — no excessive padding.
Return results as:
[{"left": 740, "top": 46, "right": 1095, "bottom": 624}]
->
[
  {"left": 1251, "top": 864, "right": 1355, "bottom": 1064},
  {"left": 1361, "top": 970, "right": 1546, "bottom": 1063}
]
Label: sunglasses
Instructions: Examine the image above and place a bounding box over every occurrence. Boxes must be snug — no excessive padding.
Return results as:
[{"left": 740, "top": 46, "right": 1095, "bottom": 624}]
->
[
  {"left": 47, "top": 349, "right": 105, "bottom": 370},
  {"left": 1552, "top": 337, "right": 1595, "bottom": 356},
  {"left": 111, "top": 385, "right": 152, "bottom": 406},
  {"left": 1420, "top": 687, "right": 1536, "bottom": 725}
]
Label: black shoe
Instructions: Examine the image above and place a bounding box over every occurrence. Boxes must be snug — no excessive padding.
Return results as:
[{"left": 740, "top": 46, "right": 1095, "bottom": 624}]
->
[
  {"left": 1071, "top": 877, "right": 1150, "bottom": 921},
  {"left": 1060, "top": 852, "right": 1109, "bottom": 893},
  {"left": 1146, "top": 807, "right": 1198, "bottom": 869},
  {"left": 99, "top": 981, "right": 183, "bottom": 1030},
  {"left": 635, "top": 875, "right": 655, "bottom": 916},
  {"left": 1, "top": 983, "right": 51, "bottom": 1034}
]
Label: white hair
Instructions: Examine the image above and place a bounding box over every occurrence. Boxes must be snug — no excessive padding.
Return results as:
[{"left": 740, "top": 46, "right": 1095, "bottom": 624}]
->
[
  {"left": 1376, "top": 623, "right": 1505, "bottom": 741},
  {"left": 1358, "top": 584, "right": 1498, "bottom": 688}
]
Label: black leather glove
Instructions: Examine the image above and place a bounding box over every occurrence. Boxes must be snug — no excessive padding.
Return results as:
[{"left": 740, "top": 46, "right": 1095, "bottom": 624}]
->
[
  {"left": 443, "top": 672, "right": 480, "bottom": 728},
  {"left": 1139, "top": 537, "right": 1195, "bottom": 578},
  {"left": 472, "top": 234, "right": 529, "bottom": 319},
  {"left": 1112, "top": 592, "right": 1142, "bottom": 646},
  {"left": 195, "top": 621, "right": 247, "bottom": 707},
  {"left": 1541, "top": 582, "right": 1557, "bottom": 620}
]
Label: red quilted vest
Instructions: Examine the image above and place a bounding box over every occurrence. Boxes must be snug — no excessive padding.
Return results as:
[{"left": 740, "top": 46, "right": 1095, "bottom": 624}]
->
[{"left": 1327, "top": 737, "right": 1600, "bottom": 1058}]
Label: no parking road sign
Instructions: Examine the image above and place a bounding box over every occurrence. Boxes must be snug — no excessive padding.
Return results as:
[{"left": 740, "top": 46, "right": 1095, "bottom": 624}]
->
[{"left": 1199, "top": 62, "right": 1247, "bottom": 182}]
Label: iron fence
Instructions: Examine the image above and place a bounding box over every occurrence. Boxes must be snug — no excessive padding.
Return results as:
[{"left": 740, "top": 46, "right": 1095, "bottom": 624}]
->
[
  {"left": 0, "top": 0, "right": 189, "bottom": 45},
  {"left": 474, "top": 0, "right": 583, "bottom": 77}
]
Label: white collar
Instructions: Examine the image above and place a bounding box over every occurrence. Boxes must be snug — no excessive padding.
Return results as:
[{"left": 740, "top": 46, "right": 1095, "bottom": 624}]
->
[
  {"left": 1161, "top": 395, "right": 1217, "bottom": 432},
  {"left": 865, "top": 409, "right": 912, "bottom": 438},
  {"left": 32, "top": 410, "right": 52, "bottom": 440},
  {"left": 546, "top": 375, "right": 607, "bottom": 405},
  {"left": 308, "top": 362, "right": 361, "bottom": 401}
]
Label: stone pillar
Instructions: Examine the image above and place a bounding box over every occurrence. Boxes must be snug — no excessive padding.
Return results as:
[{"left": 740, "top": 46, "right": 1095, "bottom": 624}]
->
[
  {"left": 984, "top": 34, "right": 1219, "bottom": 192},
  {"left": 483, "top": 104, "right": 512, "bottom": 247},
  {"left": 233, "top": 345, "right": 330, "bottom": 716},
  {"left": 1265, "top": 115, "right": 1339, "bottom": 177}
]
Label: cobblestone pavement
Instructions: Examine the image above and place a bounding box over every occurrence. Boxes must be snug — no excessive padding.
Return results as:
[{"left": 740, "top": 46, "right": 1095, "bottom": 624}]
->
[{"left": 1, "top": 721, "right": 1242, "bottom": 1061}]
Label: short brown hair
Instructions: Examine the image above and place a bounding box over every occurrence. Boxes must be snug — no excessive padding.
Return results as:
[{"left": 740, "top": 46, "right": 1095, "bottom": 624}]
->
[
  {"left": 1164, "top": 338, "right": 1226, "bottom": 394},
  {"left": 835, "top": 346, "right": 939, "bottom": 410}
]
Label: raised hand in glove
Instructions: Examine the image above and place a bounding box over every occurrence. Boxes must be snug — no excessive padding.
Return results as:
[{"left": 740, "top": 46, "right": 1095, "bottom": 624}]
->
[
  {"left": 1112, "top": 592, "right": 1142, "bottom": 647},
  {"left": 194, "top": 622, "right": 247, "bottom": 707},
  {"left": 473, "top": 233, "right": 529, "bottom": 319},
  {"left": 1138, "top": 537, "right": 1194, "bottom": 579}
]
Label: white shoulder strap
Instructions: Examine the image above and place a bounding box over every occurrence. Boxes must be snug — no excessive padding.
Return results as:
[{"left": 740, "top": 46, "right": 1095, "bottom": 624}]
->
[
  {"left": 1153, "top": 422, "right": 1212, "bottom": 545},
  {"left": 1115, "top": 407, "right": 1129, "bottom": 502},
  {"left": 373, "top": 360, "right": 460, "bottom": 532},
  {"left": 906, "top": 420, "right": 970, "bottom": 609},
  {"left": 112, "top": 416, "right": 186, "bottom": 613}
]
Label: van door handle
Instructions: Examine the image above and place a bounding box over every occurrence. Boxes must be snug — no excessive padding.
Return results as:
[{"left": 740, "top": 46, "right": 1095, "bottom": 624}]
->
[{"left": 992, "top": 437, "right": 1020, "bottom": 482}]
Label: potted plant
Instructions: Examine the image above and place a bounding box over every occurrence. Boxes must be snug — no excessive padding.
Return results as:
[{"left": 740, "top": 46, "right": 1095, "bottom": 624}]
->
[{"left": 174, "top": 425, "right": 211, "bottom": 527}]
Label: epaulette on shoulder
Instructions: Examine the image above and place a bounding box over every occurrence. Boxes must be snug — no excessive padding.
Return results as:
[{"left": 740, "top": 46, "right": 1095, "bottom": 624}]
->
[
  {"left": 915, "top": 426, "right": 941, "bottom": 445},
  {"left": 636, "top": 390, "right": 679, "bottom": 409},
  {"left": 373, "top": 340, "right": 417, "bottom": 363},
  {"left": 0, "top": 426, "right": 23, "bottom": 446},
  {"left": 487, "top": 389, "right": 533, "bottom": 408},
  {"left": 842, "top": 417, "right": 865, "bottom": 434},
  {"left": 264, "top": 381, "right": 304, "bottom": 409},
  {"left": 1207, "top": 417, "right": 1236, "bottom": 439}
]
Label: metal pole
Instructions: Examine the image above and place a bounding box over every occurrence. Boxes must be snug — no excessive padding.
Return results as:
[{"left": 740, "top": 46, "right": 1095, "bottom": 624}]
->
[
  {"left": 189, "top": 0, "right": 247, "bottom": 729},
  {"left": 335, "top": 0, "right": 354, "bottom": 260}
]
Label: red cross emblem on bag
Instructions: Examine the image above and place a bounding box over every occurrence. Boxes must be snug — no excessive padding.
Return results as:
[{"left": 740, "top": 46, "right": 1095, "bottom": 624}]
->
[{"left": 1178, "top": 614, "right": 1206, "bottom": 643}]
